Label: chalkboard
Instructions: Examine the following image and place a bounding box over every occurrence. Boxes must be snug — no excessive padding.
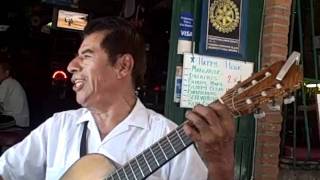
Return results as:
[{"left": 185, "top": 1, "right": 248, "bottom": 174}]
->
[{"left": 180, "top": 53, "right": 254, "bottom": 108}]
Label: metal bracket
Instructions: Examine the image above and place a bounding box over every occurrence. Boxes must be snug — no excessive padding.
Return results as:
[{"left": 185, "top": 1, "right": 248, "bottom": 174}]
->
[{"left": 276, "top": 51, "right": 301, "bottom": 81}]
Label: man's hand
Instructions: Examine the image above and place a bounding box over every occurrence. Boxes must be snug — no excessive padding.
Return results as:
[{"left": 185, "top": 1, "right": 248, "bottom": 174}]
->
[{"left": 183, "top": 102, "right": 235, "bottom": 180}]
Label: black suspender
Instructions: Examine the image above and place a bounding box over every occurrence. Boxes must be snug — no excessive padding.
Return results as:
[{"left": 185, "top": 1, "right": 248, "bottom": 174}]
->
[{"left": 80, "top": 121, "right": 88, "bottom": 157}]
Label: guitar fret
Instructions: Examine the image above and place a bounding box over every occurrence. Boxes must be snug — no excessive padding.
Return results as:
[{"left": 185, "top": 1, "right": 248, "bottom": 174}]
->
[
  {"left": 152, "top": 143, "right": 168, "bottom": 165},
  {"left": 158, "top": 142, "right": 168, "bottom": 160},
  {"left": 135, "top": 157, "right": 145, "bottom": 177},
  {"left": 124, "top": 163, "right": 135, "bottom": 180},
  {"left": 122, "top": 167, "right": 129, "bottom": 180},
  {"left": 109, "top": 172, "right": 121, "bottom": 180},
  {"left": 166, "top": 136, "right": 177, "bottom": 154},
  {"left": 107, "top": 125, "right": 195, "bottom": 180},
  {"left": 136, "top": 155, "right": 150, "bottom": 175},
  {"left": 180, "top": 135, "right": 192, "bottom": 145},
  {"left": 105, "top": 174, "right": 111, "bottom": 180},
  {"left": 111, "top": 172, "right": 118, "bottom": 180},
  {"left": 129, "top": 160, "right": 144, "bottom": 180},
  {"left": 158, "top": 137, "right": 175, "bottom": 159},
  {"left": 145, "top": 149, "right": 159, "bottom": 170},
  {"left": 178, "top": 127, "right": 193, "bottom": 145},
  {"left": 149, "top": 147, "right": 160, "bottom": 166},
  {"left": 128, "top": 161, "right": 138, "bottom": 180},
  {"left": 121, "top": 168, "right": 128, "bottom": 180},
  {"left": 175, "top": 129, "right": 186, "bottom": 147},
  {"left": 169, "top": 130, "right": 187, "bottom": 153},
  {"left": 116, "top": 169, "right": 121, "bottom": 180},
  {"left": 142, "top": 153, "right": 152, "bottom": 172}
]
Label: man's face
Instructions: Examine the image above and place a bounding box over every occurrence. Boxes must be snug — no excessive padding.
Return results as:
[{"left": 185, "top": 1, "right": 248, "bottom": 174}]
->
[
  {"left": 67, "top": 32, "right": 120, "bottom": 108},
  {"left": 0, "top": 65, "right": 9, "bottom": 82}
]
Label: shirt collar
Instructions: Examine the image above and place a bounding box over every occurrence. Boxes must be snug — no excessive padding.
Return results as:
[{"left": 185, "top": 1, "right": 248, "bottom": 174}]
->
[
  {"left": 75, "top": 98, "right": 150, "bottom": 130},
  {"left": 76, "top": 109, "right": 92, "bottom": 125},
  {"left": 124, "top": 98, "right": 150, "bottom": 130}
]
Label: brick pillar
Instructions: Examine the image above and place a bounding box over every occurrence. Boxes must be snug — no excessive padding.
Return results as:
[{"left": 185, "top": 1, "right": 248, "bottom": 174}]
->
[{"left": 254, "top": 0, "right": 292, "bottom": 179}]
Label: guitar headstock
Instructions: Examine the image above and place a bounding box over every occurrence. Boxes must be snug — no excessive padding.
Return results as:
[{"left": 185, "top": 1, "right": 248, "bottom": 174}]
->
[{"left": 221, "top": 58, "right": 303, "bottom": 116}]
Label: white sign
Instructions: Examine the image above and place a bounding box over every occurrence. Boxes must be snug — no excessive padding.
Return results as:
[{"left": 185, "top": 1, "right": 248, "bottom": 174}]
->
[{"left": 180, "top": 53, "right": 254, "bottom": 108}]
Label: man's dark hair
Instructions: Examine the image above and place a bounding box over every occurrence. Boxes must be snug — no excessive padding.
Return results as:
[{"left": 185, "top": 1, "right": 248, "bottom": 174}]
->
[{"left": 83, "top": 16, "right": 146, "bottom": 88}]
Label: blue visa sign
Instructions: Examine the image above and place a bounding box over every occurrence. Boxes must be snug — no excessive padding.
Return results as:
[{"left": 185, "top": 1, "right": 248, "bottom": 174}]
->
[{"left": 179, "top": 12, "right": 194, "bottom": 41}]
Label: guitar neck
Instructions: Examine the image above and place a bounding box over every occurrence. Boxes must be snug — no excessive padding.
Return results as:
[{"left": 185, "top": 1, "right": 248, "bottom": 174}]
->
[
  {"left": 104, "top": 57, "right": 303, "bottom": 180},
  {"left": 106, "top": 124, "right": 193, "bottom": 180}
]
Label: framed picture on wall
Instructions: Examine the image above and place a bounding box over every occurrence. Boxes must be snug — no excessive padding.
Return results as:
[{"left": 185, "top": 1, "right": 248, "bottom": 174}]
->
[
  {"left": 52, "top": 8, "right": 90, "bottom": 32},
  {"left": 199, "top": 0, "right": 248, "bottom": 59}
]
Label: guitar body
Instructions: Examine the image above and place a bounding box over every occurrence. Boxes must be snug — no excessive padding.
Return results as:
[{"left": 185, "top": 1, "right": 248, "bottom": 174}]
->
[{"left": 61, "top": 153, "right": 115, "bottom": 180}]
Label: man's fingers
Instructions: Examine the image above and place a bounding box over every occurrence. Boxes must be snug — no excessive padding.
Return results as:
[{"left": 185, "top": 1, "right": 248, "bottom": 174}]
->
[
  {"left": 187, "top": 103, "right": 235, "bottom": 143},
  {"left": 185, "top": 109, "right": 209, "bottom": 130},
  {"left": 185, "top": 108, "right": 227, "bottom": 144},
  {"left": 208, "top": 102, "right": 236, "bottom": 139},
  {"left": 192, "top": 104, "right": 219, "bottom": 126},
  {"left": 208, "top": 102, "right": 232, "bottom": 121},
  {"left": 183, "top": 123, "right": 201, "bottom": 142},
  {"left": 184, "top": 120, "right": 225, "bottom": 147}
]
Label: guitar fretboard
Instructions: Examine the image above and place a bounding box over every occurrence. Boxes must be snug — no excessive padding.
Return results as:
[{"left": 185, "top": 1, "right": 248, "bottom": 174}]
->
[{"left": 106, "top": 124, "right": 193, "bottom": 180}]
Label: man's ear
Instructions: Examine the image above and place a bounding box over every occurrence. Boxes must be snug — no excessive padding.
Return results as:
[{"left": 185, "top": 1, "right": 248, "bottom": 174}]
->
[{"left": 114, "top": 54, "right": 134, "bottom": 79}]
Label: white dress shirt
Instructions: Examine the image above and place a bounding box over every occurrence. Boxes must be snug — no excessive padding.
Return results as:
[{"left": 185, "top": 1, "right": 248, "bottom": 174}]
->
[
  {"left": 0, "top": 99, "right": 207, "bottom": 179},
  {"left": 0, "top": 77, "right": 30, "bottom": 127}
]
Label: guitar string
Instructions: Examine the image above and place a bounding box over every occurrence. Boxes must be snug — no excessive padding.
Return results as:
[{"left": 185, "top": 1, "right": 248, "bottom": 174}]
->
[
  {"left": 223, "top": 92, "right": 273, "bottom": 115},
  {"left": 220, "top": 73, "right": 276, "bottom": 105},
  {"left": 108, "top": 132, "right": 186, "bottom": 180},
  {"left": 107, "top": 126, "right": 190, "bottom": 180},
  {"left": 108, "top": 85, "right": 278, "bottom": 179},
  {"left": 222, "top": 86, "right": 276, "bottom": 115},
  {"left": 110, "top": 84, "right": 276, "bottom": 179},
  {"left": 109, "top": 73, "right": 294, "bottom": 178},
  {"left": 152, "top": 127, "right": 191, "bottom": 166},
  {"left": 217, "top": 66, "right": 283, "bottom": 113},
  {"left": 151, "top": 83, "right": 278, "bottom": 176},
  {"left": 111, "top": 81, "right": 284, "bottom": 178},
  {"left": 222, "top": 80, "right": 275, "bottom": 99},
  {"left": 106, "top": 132, "right": 167, "bottom": 179},
  {"left": 130, "top": 126, "right": 189, "bottom": 178},
  {"left": 107, "top": 76, "right": 279, "bottom": 180}
]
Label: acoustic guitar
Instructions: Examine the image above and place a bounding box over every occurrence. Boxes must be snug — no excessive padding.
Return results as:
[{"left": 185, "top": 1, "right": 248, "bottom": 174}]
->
[{"left": 61, "top": 52, "right": 303, "bottom": 180}]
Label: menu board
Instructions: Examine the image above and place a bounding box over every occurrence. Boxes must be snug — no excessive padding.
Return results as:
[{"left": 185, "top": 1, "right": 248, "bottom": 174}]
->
[{"left": 180, "top": 53, "right": 254, "bottom": 108}]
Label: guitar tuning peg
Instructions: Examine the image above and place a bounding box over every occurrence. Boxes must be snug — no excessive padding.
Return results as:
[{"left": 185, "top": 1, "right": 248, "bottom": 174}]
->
[
  {"left": 237, "top": 87, "right": 244, "bottom": 93},
  {"left": 267, "top": 100, "right": 281, "bottom": 111},
  {"left": 254, "top": 109, "right": 265, "bottom": 119},
  {"left": 276, "top": 83, "right": 282, "bottom": 89},
  {"left": 265, "top": 72, "right": 272, "bottom": 77},
  {"left": 251, "top": 80, "right": 258, "bottom": 85},
  {"left": 283, "top": 95, "right": 295, "bottom": 104}
]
